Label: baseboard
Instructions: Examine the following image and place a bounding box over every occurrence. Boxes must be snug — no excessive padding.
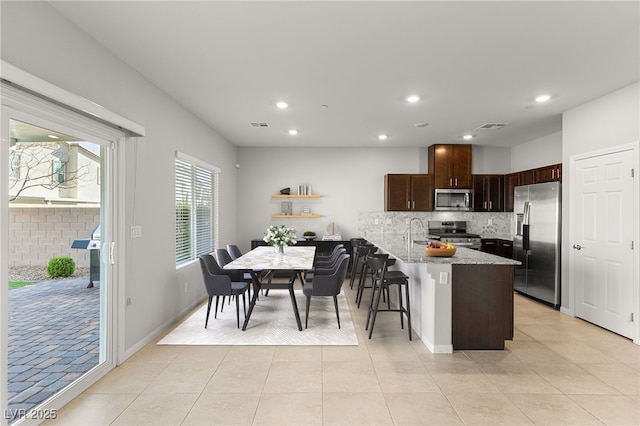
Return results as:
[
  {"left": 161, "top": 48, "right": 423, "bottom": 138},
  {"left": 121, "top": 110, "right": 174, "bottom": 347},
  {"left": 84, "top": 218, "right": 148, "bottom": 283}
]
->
[{"left": 120, "top": 296, "right": 207, "bottom": 363}]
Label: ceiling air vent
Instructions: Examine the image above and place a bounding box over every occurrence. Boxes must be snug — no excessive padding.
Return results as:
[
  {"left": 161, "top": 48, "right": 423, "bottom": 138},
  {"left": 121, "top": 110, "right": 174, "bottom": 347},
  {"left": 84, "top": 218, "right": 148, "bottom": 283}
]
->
[
  {"left": 250, "top": 122, "right": 269, "bottom": 127},
  {"left": 476, "top": 123, "right": 508, "bottom": 130}
]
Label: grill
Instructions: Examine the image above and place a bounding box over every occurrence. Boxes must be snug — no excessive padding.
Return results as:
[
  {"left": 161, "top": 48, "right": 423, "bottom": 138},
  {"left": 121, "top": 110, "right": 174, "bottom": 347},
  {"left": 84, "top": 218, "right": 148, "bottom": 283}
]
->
[
  {"left": 427, "top": 221, "right": 481, "bottom": 250},
  {"left": 71, "top": 225, "right": 100, "bottom": 288}
]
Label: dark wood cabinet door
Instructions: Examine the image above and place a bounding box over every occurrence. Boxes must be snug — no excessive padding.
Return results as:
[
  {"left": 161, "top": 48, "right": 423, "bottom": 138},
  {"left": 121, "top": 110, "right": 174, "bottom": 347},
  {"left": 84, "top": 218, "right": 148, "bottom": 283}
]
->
[
  {"left": 472, "top": 174, "right": 503, "bottom": 212},
  {"left": 504, "top": 172, "right": 519, "bottom": 212},
  {"left": 384, "top": 174, "right": 411, "bottom": 211},
  {"left": 520, "top": 169, "right": 535, "bottom": 185},
  {"left": 429, "top": 145, "right": 453, "bottom": 188},
  {"left": 487, "top": 174, "right": 503, "bottom": 211},
  {"left": 411, "top": 174, "right": 433, "bottom": 211},
  {"left": 451, "top": 144, "right": 472, "bottom": 187},
  {"left": 499, "top": 240, "right": 513, "bottom": 259},
  {"left": 481, "top": 238, "right": 499, "bottom": 255},
  {"left": 472, "top": 175, "right": 486, "bottom": 211}
]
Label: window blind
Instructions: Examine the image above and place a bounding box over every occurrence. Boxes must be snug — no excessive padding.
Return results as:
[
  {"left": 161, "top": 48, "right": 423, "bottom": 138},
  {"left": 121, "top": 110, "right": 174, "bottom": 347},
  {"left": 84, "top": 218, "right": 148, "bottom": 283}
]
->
[{"left": 175, "top": 155, "right": 218, "bottom": 266}]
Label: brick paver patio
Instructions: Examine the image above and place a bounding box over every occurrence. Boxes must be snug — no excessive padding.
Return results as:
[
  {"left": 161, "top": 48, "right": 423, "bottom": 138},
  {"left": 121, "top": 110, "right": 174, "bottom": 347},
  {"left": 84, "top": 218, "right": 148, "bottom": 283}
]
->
[{"left": 7, "top": 278, "right": 99, "bottom": 422}]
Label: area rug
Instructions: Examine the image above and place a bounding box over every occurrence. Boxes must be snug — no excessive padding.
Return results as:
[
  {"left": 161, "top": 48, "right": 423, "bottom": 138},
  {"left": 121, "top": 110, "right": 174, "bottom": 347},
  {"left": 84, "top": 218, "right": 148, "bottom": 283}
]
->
[{"left": 157, "top": 290, "right": 358, "bottom": 346}]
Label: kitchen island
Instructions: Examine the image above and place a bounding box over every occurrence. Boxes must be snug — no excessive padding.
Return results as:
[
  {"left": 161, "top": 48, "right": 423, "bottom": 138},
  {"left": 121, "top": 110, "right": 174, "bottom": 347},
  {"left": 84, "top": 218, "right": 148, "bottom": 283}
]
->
[{"left": 366, "top": 236, "right": 520, "bottom": 353}]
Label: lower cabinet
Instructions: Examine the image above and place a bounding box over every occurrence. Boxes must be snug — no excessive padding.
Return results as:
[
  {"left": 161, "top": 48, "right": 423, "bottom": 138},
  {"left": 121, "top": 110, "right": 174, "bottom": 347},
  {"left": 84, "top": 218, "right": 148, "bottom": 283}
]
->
[{"left": 481, "top": 239, "right": 513, "bottom": 259}]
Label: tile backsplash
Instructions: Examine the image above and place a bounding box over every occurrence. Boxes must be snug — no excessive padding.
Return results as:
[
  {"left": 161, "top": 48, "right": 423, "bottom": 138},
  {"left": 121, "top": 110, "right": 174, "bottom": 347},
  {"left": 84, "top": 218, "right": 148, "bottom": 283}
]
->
[{"left": 358, "top": 211, "right": 514, "bottom": 241}]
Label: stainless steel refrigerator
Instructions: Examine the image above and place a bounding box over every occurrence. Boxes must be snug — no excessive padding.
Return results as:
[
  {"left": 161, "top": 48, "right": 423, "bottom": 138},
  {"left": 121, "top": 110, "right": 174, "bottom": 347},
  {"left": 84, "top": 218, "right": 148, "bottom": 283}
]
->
[{"left": 513, "top": 181, "right": 561, "bottom": 308}]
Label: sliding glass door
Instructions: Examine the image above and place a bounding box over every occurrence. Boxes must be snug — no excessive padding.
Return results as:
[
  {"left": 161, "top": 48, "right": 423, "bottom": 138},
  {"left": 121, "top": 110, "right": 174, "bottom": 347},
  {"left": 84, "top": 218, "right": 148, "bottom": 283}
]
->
[{"left": 2, "top": 93, "right": 120, "bottom": 424}]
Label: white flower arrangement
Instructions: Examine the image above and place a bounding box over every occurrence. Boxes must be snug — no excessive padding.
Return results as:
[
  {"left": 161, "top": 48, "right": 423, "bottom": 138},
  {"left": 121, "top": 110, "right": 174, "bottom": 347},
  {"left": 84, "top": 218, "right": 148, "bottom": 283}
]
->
[{"left": 263, "top": 225, "right": 298, "bottom": 250}]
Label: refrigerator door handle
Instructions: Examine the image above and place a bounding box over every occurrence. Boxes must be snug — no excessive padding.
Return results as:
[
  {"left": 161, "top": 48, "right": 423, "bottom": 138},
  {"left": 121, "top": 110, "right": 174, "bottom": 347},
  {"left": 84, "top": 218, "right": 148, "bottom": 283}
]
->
[
  {"left": 523, "top": 224, "right": 530, "bottom": 251},
  {"left": 523, "top": 201, "right": 531, "bottom": 225}
]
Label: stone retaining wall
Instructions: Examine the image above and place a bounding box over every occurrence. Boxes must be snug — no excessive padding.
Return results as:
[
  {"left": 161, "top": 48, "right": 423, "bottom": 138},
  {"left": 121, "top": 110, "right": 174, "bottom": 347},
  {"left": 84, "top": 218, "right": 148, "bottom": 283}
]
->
[{"left": 8, "top": 206, "right": 100, "bottom": 268}]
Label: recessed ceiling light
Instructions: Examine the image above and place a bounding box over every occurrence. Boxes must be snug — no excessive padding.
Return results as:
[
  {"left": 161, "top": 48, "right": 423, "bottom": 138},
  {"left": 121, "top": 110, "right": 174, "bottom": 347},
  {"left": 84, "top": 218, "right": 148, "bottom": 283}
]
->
[
  {"left": 47, "top": 134, "right": 59, "bottom": 139},
  {"left": 462, "top": 134, "right": 474, "bottom": 140},
  {"left": 276, "top": 101, "right": 289, "bottom": 109},
  {"left": 415, "top": 122, "right": 429, "bottom": 128},
  {"left": 288, "top": 129, "right": 298, "bottom": 135},
  {"left": 406, "top": 95, "right": 420, "bottom": 103},
  {"left": 535, "top": 94, "right": 551, "bottom": 103},
  {"left": 378, "top": 134, "right": 388, "bottom": 141}
]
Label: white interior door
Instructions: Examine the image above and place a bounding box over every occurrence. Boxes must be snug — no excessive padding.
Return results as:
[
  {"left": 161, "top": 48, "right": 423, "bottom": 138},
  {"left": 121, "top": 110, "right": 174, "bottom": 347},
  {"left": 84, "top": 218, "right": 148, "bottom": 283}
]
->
[{"left": 572, "top": 148, "right": 635, "bottom": 338}]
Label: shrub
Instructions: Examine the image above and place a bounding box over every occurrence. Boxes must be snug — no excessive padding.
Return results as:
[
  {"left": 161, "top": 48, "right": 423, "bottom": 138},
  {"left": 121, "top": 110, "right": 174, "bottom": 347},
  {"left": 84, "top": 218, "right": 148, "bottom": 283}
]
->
[{"left": 47, "top": 256, "right": 76, "bottom": 278}]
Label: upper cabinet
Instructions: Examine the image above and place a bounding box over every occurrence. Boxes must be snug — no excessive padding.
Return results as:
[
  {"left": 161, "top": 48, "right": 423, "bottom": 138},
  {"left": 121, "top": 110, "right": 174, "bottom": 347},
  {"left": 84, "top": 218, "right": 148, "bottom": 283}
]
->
[
  {"left": 384, "top": 174, "right": 433, "bottom": 211},
  {"left": 534, "top": 163, "right": 562, "bottom": 183},
  {"left": 428, "top": 144, "right": 472, "bottom": 188},
  {"left": 472, "top": 174, "right": 504, "bottom": 212}
]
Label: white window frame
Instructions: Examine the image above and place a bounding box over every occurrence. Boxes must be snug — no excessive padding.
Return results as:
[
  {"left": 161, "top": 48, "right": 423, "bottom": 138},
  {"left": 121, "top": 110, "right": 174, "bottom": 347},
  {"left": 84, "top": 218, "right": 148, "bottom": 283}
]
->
[{"left": 175, "top": 151, "right": 219, "bottom": 268}]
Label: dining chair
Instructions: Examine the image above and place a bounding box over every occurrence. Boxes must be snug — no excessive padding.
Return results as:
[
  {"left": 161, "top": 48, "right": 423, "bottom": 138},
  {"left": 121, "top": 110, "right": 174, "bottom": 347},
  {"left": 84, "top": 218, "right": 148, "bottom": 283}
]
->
[
  {"left": 314, "top": 244, "right": 345, "bottom": 263},
  {"left": 303, "top": 254, "right": 350, "bottom": 329},
  {"left": 198, "top": 254, "right": 249, "bottom": 328},
  {"left": 226, "top": 244, "right": 243, "bottom": 260},
  {"left": 305, "top": 246, "right": 346, "bottom": 282},
  {"left": 215, "top": 248, "right": 252, "bottom": 302}
]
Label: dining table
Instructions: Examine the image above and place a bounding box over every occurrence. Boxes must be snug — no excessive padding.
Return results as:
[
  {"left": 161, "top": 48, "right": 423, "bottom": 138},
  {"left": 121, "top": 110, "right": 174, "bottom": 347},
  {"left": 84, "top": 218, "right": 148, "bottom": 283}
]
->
[{"left": 223, "top": 245, "right": 316, "bottom": 331}]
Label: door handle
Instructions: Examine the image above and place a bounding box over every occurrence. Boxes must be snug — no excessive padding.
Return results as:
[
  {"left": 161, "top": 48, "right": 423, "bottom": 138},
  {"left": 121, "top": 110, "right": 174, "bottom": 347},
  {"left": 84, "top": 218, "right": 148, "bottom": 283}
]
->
[{"left": 573, "top": 244, "right": 583, "bottom": 250}]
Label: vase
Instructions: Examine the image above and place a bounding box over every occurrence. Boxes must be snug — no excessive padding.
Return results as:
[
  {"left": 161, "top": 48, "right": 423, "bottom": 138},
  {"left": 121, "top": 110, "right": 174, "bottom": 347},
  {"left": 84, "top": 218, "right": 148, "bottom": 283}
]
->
[{"left": 274, "top": 244, "right": 285, "bottom": 255}]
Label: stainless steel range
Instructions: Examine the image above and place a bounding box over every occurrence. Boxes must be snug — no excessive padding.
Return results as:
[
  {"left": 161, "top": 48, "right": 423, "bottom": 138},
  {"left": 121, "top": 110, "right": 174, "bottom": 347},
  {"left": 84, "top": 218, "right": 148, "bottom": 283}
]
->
[{"left": 427, "top": 221, "right": 481, "bottom": 250}]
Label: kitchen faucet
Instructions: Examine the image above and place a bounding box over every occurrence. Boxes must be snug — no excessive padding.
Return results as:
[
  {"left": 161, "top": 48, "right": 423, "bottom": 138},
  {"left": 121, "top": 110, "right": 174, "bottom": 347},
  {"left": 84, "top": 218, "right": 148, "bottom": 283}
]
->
[{"left": 407, "top": 217, "right": 424, "bottom": 250}]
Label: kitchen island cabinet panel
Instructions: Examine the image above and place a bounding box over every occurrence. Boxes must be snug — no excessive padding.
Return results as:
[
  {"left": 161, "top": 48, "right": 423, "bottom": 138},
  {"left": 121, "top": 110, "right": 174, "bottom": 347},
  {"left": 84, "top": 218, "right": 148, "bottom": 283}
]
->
[{"left": 452, "top": 264, "right": 514, "bottom": 350}]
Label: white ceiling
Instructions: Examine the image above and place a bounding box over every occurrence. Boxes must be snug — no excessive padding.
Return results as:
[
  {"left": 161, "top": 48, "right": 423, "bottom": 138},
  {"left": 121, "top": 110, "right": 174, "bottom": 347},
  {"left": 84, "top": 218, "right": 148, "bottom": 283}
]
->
[{"left": 50, "top": 1, "right": 639, "bottom": 149}]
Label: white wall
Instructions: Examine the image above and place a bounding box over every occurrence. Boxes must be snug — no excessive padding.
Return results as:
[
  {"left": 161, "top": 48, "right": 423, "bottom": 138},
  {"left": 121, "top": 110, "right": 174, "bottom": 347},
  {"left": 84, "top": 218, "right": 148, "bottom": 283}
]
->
[
  {"left": 510, "top": 131, "right": 563, "bottom": 172},
  {"left": 472, "top": 145, "right": 512, "bottom": 174},
  {"left": 235, "top": 147, "right": 422, "bottom": 253},
  {"left": 561, "top": 82, "right": 640, "bottom": 309},
  {"left": 1, "top": 2, "right": 239, "bottom": 354}
]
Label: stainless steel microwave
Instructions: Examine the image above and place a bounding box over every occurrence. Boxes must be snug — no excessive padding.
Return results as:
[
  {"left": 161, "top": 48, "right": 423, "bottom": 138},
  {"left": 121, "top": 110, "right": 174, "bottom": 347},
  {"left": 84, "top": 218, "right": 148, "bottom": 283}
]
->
[{"left": 434, "top": 189, "right": 473, "bottom": 211}]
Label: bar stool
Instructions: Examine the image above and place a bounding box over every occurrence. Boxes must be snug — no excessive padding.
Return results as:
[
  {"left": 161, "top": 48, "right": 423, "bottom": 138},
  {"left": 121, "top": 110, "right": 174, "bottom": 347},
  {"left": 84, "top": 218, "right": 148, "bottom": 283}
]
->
[
  {"left": 365, "top": 254, "right": 412, "bottom": 341},
  {"left": 349, "top": 243, "right": 375, "bottom": 290},
  {"left": 349, "top": 238, "right": 367, "bottom": 279},
  {"left": 356, "top": 252, "right": 388, "bottom": 308}
]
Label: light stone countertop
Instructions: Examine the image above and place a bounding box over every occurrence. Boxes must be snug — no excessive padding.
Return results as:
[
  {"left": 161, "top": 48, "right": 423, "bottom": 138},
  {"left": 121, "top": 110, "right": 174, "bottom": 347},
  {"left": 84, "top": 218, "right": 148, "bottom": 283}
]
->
[{"left": 366, "top": 236, "right": 521, "bottom": 265}]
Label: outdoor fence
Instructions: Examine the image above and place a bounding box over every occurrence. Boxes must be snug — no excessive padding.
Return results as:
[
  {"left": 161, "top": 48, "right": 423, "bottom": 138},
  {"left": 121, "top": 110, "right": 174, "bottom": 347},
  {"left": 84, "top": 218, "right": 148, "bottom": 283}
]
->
[{"left": 8, "top": 206, "right": 99, "bottom": 268}]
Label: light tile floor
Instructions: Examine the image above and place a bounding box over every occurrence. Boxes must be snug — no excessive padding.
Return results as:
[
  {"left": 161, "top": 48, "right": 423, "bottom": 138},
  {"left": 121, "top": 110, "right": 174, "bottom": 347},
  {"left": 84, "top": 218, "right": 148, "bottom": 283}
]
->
[{"left": 46, "top": 283, "right": 640, "bottom": 425}]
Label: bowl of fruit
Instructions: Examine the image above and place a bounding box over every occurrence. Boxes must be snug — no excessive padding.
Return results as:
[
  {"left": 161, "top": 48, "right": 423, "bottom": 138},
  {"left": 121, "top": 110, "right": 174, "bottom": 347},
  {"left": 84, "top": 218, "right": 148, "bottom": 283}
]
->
[{"left": 425, "top": 241, "right": 457, "bottom": 257}]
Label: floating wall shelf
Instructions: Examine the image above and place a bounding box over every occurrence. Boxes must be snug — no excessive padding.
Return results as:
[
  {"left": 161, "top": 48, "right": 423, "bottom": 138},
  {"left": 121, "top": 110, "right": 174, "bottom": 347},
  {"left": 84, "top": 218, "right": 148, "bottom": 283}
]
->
[
  {"left": 271, "top": 214, "right": 323, "bottom": 219},
  {"left": 272, "top": 194, "right": 321, "bottom": 198}
]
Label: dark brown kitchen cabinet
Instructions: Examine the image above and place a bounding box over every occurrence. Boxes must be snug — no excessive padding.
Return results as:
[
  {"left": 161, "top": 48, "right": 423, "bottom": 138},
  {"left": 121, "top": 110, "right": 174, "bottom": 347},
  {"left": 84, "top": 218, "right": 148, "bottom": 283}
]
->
[
  {"left": 504, "top": 172, "right": 519, "bottom": 212},
  {"left": 384, "top": 174, "right": 433, "bottom": 211},
  {"left": 535, "top": 163, "right": 562, "bottom": 183},
  {"left": 428, "top": 144, "right": 472, "bottom": 189},
  {"left": 481, "top": 239, "right": 513, "bottom": 258},
  {"left": 472, "top": 174, "right": 503, "bottom": 212},
  {"left": 520, "top": 169, "right": 535, "bottom": 185}
]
